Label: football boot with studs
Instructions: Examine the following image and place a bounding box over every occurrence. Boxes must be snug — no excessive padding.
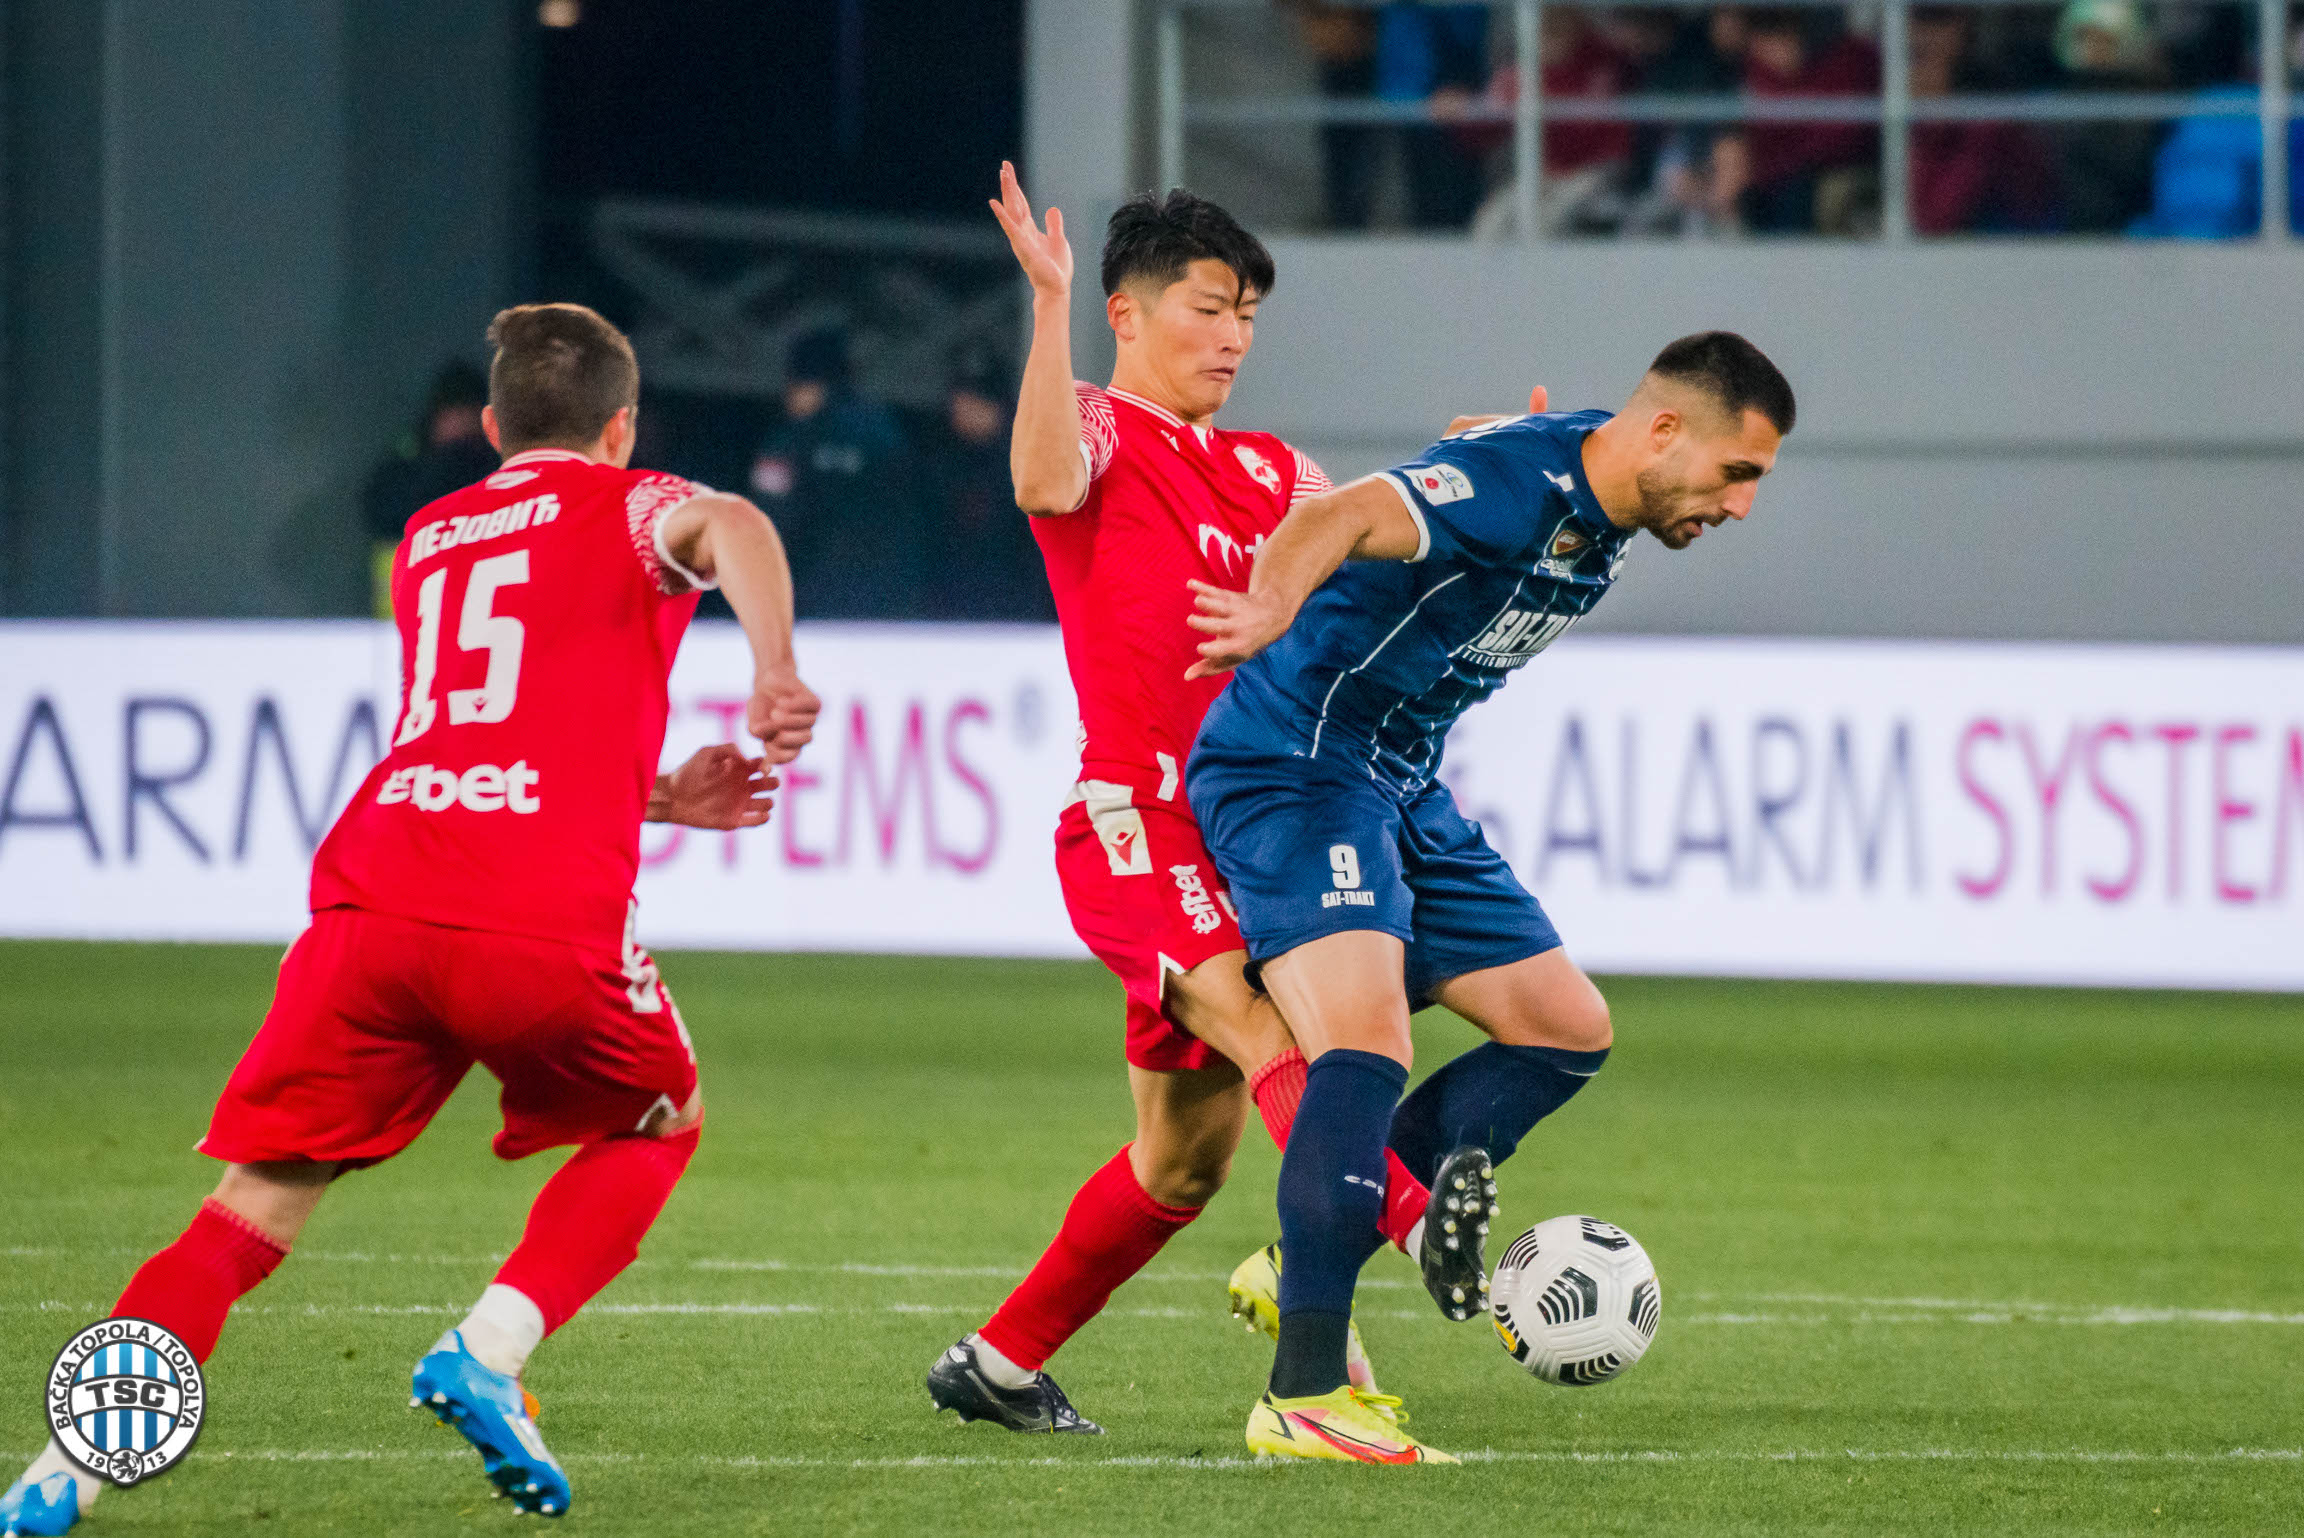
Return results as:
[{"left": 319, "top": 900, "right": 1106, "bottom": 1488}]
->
[
  {"left": 1419, "top": 1145, "right": 1498, "bottom": 1321},
  {"left": 925, "top": 1337, "right": 1104, "bottom": 1434}
]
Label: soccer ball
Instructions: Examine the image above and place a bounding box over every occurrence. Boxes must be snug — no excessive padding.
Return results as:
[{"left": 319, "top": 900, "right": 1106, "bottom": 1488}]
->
[{"left": 1489, "top": 1214, "right": 1660, "bottom": 1385}]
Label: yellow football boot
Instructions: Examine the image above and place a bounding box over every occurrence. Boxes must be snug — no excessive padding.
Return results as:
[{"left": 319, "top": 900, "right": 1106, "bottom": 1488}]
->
[
  {"left": 1227, "top": 1244, "right": 1384, "bottom": 1396},
  {"left": 1244, "top": 1386, "right": 1457, "bottom": 1464}
]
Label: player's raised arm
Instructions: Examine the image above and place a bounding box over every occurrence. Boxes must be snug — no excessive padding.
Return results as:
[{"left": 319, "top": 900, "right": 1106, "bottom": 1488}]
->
[
  {"left": 989, "top": 162, "right": 1089, "bottom": 515},
  {"left": 657, "top": 492, "right": 822, "bottom": 764},
  {"left": 1183, "top": 476, "right": 1424, "bottom": 679}
]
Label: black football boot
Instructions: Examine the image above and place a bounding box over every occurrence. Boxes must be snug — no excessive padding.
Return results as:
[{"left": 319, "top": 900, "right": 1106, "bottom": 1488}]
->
[{"left": 926, "top": 1337, "right": 1105, "bottom": 1434}]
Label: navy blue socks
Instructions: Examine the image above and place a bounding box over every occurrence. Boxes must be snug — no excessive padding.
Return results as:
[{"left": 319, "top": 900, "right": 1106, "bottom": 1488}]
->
[
  {"left": 1387, "top": 1041, "right": 1611, "bottom": 1185},
  {"left": 1269, "top": 1048, "right": 1407, "bottom": 1398}
]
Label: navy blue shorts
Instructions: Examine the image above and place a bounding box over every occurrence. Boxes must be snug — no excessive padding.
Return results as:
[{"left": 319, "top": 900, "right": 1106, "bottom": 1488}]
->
[{"left": 1187, "top": 738, "right": 1561, "bottom": 1007}]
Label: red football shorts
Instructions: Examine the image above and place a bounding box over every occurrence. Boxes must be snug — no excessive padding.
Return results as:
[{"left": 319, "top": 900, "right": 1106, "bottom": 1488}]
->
[
  {"left": 1053, "top": 781, "right": 1245, "bottom": 1073},
  {"left": 200, "top": 906, "right": 699, "bottom": 1171}
]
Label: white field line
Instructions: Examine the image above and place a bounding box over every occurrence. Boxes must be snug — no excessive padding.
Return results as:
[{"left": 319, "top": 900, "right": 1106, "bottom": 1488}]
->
[
  {"left": 4, "top": 1300, "right": 1320, "bottom": 1323},
  {"left": 11, "top": 1248, "right": 2300, "bottom": 1324},
  {"left": 1690, "top": 1292, "right": 2304, "bottom": 1327},
  {"left": 1, "top": 1446, "right": 2296, "bottom": 1473},
  {"left": 2, "top": 1247, "right": 1405, "bottom": 1289},
  {"left": 9, "top": 1298, "right": 2304, "bottom": 1330}
]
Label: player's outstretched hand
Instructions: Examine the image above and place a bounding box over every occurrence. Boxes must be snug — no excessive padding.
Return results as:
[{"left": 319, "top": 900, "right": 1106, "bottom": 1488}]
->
[
  {"left": 749, "top": 667, "right": 821, "bottom": 765},
  {"left": 656, "top": 743, "right": 778, "bottom": 831},
  {"left": 1184, "top": 579, "right": 1292, "bottom": 679},
  {"left": 989, "top": 160, "right": 1072, "bottom": 299}
]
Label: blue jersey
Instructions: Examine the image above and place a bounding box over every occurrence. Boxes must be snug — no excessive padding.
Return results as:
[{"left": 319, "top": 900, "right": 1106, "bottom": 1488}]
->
[{"left": 1206, "top": 410, "right": 1625, "bottom": 791}]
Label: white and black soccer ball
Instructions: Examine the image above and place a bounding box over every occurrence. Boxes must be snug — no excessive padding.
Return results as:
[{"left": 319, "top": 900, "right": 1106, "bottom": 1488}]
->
[{"left": 1489, "top": 1214, "right": 1661, "bottom": 1386}]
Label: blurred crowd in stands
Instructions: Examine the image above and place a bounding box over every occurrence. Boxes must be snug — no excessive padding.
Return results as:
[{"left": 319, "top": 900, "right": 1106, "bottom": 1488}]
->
[
  {"left": 352, "top": 3, "right": 2303, "bottom": 623},
  {"left": 1284, "top": 0, "right": 2304, "bottom": 236},
  {"left": 362, "top": 333, "right": 1054, "bottom": 624}
]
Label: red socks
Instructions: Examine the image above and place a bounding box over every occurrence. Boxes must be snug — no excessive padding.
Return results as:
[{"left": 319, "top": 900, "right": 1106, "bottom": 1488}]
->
[
  {"left": 112, "top": 1198, "right": 290, "bottom": 1362},
  {"left": 1246, "top": 1048, "right": 1307, "bottom": 1134},
  {"left": 110, "top": 1129, "right": 696, "bottom": 1366},
  {"left": 979, "top": 1145, "right": 1199, "bottom": 1371},
  {"left": 494, "top": 1128, "right": 699, "bottom": 1334},
  {"left": 1249, "top": 1047, "right": 1430, "bottom": 1252}
]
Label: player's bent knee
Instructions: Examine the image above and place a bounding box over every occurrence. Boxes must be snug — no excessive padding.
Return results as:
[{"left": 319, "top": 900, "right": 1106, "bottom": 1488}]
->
[
  {"left": 212, "top": 1160, "right": 336, "bottom": 1250},
  {"left": 1141, "top": 1151, "right": 1230, "bottom": 1208},
  {"left": 1497, "top": 965, "right": 1612, "bottom": 1053},
  {"left": 1560, "top": 990, "right": 1613, "bottom": 1054}
]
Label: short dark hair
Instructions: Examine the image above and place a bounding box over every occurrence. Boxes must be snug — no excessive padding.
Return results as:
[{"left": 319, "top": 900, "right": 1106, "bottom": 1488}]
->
[
  {"left": 485, "top": 303, "right": 640, "bottom": 451},
  {"left": 1646, "top": 331, "right": 1796, "bottom": 435},
  {"left": 1100, "top": 189, "right": 1276, "bottom": 302}
]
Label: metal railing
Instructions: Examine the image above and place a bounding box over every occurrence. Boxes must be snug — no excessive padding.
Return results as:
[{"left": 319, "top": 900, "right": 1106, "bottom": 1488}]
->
[{"left": 1154, "top": 0, "right": 2295, "bottom": 242}]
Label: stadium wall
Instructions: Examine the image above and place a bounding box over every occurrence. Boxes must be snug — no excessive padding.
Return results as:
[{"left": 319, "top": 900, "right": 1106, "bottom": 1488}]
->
[
  {"left": 4, "top": 622, "right": 2299, "bottom": 991},
  {"left": 0, "top": 0, "right": 526, "bottom": 620}
]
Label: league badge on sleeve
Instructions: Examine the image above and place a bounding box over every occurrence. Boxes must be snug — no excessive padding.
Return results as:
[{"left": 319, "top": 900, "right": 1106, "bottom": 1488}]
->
[
  {"left": 45, "top": 1318, "right": 205, "bottom": 1487},
  {"left": 1409, "top": 464, "right": 1475, "bottom": 504}
]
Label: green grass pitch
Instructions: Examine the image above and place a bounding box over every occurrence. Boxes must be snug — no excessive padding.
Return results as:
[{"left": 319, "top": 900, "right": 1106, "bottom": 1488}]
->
[{"left": 2, "top": 941, "right": 2300, "bottom": 1536}]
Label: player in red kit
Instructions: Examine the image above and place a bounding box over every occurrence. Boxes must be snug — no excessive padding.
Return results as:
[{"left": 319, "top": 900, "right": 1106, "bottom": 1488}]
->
[
  {"left": 925, "top": 169, "right": 1478, "bottom": 1438},
  {"left": 1, "top": 304, "right": 819, "bottom": 1533}
]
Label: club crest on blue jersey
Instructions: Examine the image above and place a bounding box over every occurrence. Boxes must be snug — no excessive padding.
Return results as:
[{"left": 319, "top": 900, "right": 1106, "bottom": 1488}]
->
[
  {"left": 1539, "top": 524, "right": 1591, "bottom": 580},
  {"left": 1203, "top": 410, "right": 1624, "bottom": 791},
  {"left": 45, "top": 1317, "right": 205, "bottom": 1487}
]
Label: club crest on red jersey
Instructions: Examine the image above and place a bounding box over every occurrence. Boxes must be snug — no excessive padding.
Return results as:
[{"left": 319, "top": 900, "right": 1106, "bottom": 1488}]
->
[{"left": 1233, "top": 444, "right": 1281, "bottom": 495}]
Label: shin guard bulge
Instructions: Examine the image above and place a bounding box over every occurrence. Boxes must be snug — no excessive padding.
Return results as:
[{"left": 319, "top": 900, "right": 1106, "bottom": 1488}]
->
[
  {"left": 112, "top": 1198, "right": 290, "bottom": 1362},
  {"left": 979, "top": 1145, "right": 1200, "bottom": 1371},
  {"left": 1387, "top": 1041, "right": 1610, "bottom": 1183},
  {"left": 1251, "top": 1045, "right": 1430, "bottom": 1252},
  {"left": 493, "top": 1127, "right": 699, "bottom": 1335},
  {"left": 1269, "top": 1050, "right": 1406, "bottom": 1398}
]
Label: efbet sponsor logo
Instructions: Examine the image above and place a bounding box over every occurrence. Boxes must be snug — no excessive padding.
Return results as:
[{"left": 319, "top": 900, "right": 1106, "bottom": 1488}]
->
[
  {"left": 1169, "top": 863, "right": 1225, "bottom": 934},
  {"left": 409, "top": 494, "right": 560, "bottom": 566},
  {"left": 377, "top": 761, "right": 541, "bottom": 814}
]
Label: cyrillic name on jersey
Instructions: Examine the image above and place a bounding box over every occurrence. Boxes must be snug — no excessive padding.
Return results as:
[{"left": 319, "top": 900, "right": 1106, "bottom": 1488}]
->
[{"left": 409, "top": 494, "right": 561, "bottom": 566}]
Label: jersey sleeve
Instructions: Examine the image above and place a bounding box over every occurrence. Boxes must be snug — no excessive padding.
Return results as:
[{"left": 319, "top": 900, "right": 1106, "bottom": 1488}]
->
[
  {"left": 624, "top": 472, "right": 720, "bottom": 595},
  {"left": 1287, "top": 444, "right": 1334, "bottom": 507},
  {"left": 1074, "top": 382, "right": 1120, "bottom": 494},
  {"left": 1375, "top": 431, "right": 1546, "bottom": 566}
]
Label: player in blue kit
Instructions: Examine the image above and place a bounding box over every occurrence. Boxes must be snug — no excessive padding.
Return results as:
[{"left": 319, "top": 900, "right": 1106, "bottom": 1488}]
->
[{"left": 1181, "top": 332, "right": 1795, "bottom": 1461}]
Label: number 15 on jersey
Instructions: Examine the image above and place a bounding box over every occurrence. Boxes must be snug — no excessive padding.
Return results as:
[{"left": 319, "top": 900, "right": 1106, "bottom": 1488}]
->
[{"left": 397, "top": 551, "right": 530, "bottom": 747}]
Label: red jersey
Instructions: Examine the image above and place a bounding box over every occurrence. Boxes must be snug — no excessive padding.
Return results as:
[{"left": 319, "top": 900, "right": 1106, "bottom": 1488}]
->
[
  {"left": 310, "top": 449, "right": 714, "bottom": 953},
  {"left": 1033, "top": 382, "right": 1330, "bottom": 796}
]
